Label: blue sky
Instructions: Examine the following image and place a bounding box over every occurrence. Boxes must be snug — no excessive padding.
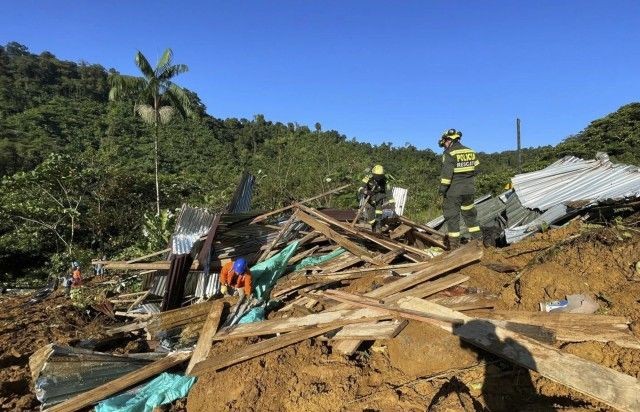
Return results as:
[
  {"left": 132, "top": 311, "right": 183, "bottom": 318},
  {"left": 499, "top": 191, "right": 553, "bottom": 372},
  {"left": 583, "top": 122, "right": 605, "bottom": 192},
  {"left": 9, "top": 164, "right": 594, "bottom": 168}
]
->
[{"left": 2, "top": 1, "right": 639, "bottom": 153}]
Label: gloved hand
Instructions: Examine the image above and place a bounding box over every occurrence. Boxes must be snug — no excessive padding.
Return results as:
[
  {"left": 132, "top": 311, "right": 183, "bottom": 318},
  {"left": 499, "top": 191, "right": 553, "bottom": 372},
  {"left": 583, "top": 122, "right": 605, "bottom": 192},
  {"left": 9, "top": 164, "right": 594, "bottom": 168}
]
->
[
  {"left": 438, "top": 185, "right": 448, "bottom": 197},
  {"left": 220, "top": 284, "right": 228, "bottom": 295}
]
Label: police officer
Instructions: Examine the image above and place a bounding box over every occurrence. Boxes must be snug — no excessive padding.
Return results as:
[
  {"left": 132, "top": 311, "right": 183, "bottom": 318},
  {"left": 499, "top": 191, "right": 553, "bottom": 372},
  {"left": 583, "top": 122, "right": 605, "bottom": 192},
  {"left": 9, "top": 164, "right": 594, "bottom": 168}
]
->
[
  {"left": 438, "top": 129, "right": 481, "bottom": 249},
  {"left": 358, "top": 165, "right": 396, "bottom": 232}
]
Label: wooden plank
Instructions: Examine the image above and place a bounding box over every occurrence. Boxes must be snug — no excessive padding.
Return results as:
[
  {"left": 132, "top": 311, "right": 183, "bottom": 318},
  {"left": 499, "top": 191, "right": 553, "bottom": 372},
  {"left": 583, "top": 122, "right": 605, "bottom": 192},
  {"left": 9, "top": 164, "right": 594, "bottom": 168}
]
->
[
  {"left": 191, "top": 324, "right": 341, "bottom": 376},
  {"left": 213, "top": 308, "right": 390, "bottom": 341},
  {"left": 146, "top": 300, "right": 219, "bottom": 339},
  {"left": 250, "top": 184, "right": 351, "bottom": 224},
  {"left": 397, "top": 215, "right": 445, "bottom": 238},
  {"left": 127, "top": 290, "right": 150, "bottom": 312},
  {"left": 186, "top": 301, "right": 225, "bottom": 374},
  {"left": 324, "top": 290, "right": 465, "bottom": 324},
  {"left": 330, "top": 319, "right": 408, "bottom": 340},
  {"left": 106, "top": 321, "right": 148, "bottom": 336},
  {"left": 472, "top": 310, "right": 640, "bottom": 349},
  {"left": 125, "top": 248, "right": 171, "bottom": 264},
  {"left": 299, "top": 205, "right": 433, "bottom": 259},
  {"left": 389, "top": 273, "right": 470, "bottom": 301},
  {"left": 114, "top": 311, "right": 151, "bottom": 319},
  {"left": 295, "top": 210, "right": 381, "bottom": 265},
  {"left": 316, "top": 253, "right": 361, "bottom": 273},
  {"left": 258, "top": 214, "right": 297, "bottom": 261},
  {"left": 362, "top": 244, "right": 481, "bottom": 300},
  {"left": 45, "top": 351, "right": 192, "bottom": 412},
  {"left": 377, "top": 248, "right": 404, "bottom": 264},
  {"left": 411, "top": 229, "right": 447, "bottom": 249},
  {"left": 331, "top": 243, "right": 482, "bottom": 354},
  {"left": 396, "top": 297, "right": 640, "bottom": 412},
  {"left": 305, "top": 261, "right": 430, "bottom": 277},
  {"left": 288, "top": 245, "right": 320, "bottom": 265},
  {"left": 389, "top": 224, "right": 412, "bottom": 240},
  {"left": 100, "top": 260, "right": 199, "bottom": 270}
]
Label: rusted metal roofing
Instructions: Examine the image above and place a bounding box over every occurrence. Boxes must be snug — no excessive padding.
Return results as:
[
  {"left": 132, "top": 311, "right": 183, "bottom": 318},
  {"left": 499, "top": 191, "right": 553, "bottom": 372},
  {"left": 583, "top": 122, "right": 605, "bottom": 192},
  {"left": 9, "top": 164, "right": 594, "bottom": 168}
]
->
[{"left": 513, "top": 153, "right": 640, "bottom": 211}]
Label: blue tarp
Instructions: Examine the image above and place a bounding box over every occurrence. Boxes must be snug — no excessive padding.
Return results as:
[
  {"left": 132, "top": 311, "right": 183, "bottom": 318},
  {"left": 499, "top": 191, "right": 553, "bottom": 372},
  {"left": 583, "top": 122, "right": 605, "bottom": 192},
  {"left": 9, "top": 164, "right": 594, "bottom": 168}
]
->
[{"left": 95, "top": 372, "right": 195, "bottom": 412}]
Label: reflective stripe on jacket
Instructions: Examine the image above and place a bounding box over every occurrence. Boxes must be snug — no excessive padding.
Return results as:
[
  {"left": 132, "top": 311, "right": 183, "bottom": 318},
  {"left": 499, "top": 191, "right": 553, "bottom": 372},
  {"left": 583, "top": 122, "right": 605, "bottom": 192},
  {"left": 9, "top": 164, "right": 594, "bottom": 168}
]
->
[{"left": 439, "top": 141, "right": 479, "bottom": 194}]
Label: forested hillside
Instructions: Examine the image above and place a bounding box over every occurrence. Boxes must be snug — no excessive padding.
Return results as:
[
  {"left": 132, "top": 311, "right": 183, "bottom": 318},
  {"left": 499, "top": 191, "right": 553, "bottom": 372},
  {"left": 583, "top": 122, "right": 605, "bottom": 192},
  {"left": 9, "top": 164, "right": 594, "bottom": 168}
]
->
[{"left": 1, "top": 42, "right": 639, "bottom": 281}]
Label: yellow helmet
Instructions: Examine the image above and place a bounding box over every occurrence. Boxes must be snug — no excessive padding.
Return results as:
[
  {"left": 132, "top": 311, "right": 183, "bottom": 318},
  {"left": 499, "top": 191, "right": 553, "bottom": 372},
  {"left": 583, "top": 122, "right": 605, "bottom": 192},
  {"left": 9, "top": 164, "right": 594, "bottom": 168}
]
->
[
  {"left": 438, "top": 128, "right": 462, "bottom": 147},
  {"left": 372, "top": 164, "right": 384, "bottom": 175}
]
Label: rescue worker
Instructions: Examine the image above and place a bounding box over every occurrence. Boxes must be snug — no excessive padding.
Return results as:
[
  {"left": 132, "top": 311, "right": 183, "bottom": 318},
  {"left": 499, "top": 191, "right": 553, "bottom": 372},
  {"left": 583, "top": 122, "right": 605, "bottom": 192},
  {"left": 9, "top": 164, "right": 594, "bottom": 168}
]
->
[
  {"left": 357, "top": 165, "right": 396, "bottom": 232},
  {"left": 71, "top": 264, "right": 83, "bottom": 287},
  {"left": 219, "top": 257, "right": 253, "bottom": 296},
  {"left": 438, "top": 128, "right": 481, "bottom": 249}
]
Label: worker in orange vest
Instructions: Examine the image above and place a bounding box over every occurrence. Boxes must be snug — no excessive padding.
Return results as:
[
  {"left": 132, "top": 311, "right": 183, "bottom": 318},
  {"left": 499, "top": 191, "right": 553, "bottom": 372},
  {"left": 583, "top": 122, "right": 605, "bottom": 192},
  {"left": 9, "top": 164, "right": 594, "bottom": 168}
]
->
[
  {"left": 71, "top": 264, "right": 83, "bottom": 287},
  {"left": 219, "top": 258, "right": 252, "bottom": 297}
]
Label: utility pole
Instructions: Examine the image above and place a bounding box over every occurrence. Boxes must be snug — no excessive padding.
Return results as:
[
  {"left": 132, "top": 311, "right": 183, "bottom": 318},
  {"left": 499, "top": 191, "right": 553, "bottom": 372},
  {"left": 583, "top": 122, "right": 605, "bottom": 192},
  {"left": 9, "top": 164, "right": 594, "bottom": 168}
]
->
[{"left": 516, "top": 118, "right": 522, "bottom": 173}]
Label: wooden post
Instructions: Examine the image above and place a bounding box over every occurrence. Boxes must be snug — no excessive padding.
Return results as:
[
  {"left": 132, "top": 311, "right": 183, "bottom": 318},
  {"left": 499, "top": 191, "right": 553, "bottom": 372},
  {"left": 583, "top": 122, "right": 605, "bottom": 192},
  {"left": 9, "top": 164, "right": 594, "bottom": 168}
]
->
[{"left": 516, "top": 118, "right": 522, "bottom": 173}]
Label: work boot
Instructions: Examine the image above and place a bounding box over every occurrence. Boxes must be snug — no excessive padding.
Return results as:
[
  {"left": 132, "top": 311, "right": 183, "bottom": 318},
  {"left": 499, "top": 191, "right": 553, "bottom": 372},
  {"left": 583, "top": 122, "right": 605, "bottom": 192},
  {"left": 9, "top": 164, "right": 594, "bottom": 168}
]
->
[{"left": 446, "top": 236, "right": 460, "bottom": 250}]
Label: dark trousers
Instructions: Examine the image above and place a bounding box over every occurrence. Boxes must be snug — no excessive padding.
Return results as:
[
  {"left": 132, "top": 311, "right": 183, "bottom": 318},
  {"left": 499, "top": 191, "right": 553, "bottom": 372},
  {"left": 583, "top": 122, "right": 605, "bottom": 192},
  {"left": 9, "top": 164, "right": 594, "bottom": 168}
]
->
[{"left": 443, "top": 192, "right": 480, "bottom": 238}]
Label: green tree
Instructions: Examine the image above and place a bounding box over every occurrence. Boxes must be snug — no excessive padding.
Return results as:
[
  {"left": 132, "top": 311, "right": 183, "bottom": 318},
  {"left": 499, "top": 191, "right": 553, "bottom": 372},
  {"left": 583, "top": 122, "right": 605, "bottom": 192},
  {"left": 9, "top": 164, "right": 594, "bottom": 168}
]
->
[{"left": 108, "top": 48, "right": 194, "bottom": 214}]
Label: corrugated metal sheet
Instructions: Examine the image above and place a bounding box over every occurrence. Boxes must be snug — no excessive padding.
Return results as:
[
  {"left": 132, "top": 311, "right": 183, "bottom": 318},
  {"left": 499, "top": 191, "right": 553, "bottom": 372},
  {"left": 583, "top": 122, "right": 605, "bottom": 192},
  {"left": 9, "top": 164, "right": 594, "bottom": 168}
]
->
[
  {"left": 170, "top": 205, "right": 215, "bottom": 255},
  {"left": 513, "top": 153, "right": 640, "bottom": 211},
  {"left": 426, "top": 194, "right": 494, "bottom": 229},
  {"left": 391, "top": 187, "right": 408, "bottom": 216},
  {"left": 195, "top": 271, "right": 220, "bottom": 298},
  {"left": 505, "top": 204, "right": 570, "bottom": 243},
  {"left": 227, "top": 172, "right": 255, "bottom": 213},
  {"left": 149, "top": 273, "right": 168, "bottom": 296}
]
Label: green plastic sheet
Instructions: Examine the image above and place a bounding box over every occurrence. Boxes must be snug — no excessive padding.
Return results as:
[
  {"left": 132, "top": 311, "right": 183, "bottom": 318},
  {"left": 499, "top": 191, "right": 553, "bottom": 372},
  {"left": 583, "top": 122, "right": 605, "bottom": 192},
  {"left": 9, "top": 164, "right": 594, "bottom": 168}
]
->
[
  {"left": 292, "top": 247, "right": 346, "bottom": 271},
  {"left": 250, "top": 241, "right": 299, "bottom": 301}
]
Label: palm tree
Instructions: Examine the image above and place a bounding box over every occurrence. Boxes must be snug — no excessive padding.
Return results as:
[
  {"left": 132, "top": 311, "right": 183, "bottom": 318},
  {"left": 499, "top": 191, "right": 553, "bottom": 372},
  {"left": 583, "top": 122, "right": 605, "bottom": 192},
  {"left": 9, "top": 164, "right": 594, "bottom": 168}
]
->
[{"left": 108, "top": 48, "right": 193, "bottom": 215}]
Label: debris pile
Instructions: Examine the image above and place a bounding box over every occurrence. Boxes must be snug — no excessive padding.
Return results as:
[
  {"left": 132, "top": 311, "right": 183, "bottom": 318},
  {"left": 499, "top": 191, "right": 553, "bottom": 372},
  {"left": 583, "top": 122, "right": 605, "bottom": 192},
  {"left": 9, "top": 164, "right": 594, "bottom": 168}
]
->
[
  {"left": 429, "top": 152, "right": 640, "bottom": 244},
  {"left": 2, "top": 165, "right": 640, "bottom": 411}
]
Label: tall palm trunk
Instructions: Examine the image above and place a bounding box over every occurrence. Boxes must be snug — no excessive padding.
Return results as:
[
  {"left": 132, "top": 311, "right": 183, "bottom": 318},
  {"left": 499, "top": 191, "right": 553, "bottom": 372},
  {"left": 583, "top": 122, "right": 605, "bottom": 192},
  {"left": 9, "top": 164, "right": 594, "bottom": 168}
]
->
[{"left": 154, "top": 95, "right": 160, "bottom": 215}]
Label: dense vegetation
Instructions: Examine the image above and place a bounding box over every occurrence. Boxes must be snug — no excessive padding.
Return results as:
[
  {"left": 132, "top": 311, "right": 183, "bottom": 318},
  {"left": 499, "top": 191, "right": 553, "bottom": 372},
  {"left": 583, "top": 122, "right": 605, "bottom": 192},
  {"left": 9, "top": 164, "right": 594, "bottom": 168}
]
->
[{"left": 1, "top": 42, "right": 639, "bottom": 282}]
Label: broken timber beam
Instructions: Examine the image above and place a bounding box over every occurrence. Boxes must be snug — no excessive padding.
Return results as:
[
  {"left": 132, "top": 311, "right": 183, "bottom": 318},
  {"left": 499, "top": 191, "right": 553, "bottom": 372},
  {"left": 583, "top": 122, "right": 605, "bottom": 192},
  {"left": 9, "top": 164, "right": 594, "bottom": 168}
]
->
[
  {"left": 397, "top": 215, "right": 445, "bottom": 238},
  {"left": 329, "top": 319, "right": 408, "bottom": 340},
  {"left": 45, "top": 351, "right": 192, "bottom": 412},
  {"left": 186, "top": 301, "right": 225, "bottom": 374},
  {"left": 396, "top": 297, "right": 640, "bottom": 412},
  {"left": 295, "top": 209, "right": 381, "bottom": 265},
  {"left": 332, "top": 243, "right": 482, "bottom": 354},
  {"left": 472, "top": 310, "right": 640, "bottom": 349},
  {"left": 249, "top": 184, "right": 351, "bottom": 224},
  {"left": 213, "top": 307, "right": 390, "bottom": 341},
  {"left": 258, "top": 214, "right": 297, "bottom": 261},
  {"left": 298, "top": 205, "right": 432, "bottom": 259}
]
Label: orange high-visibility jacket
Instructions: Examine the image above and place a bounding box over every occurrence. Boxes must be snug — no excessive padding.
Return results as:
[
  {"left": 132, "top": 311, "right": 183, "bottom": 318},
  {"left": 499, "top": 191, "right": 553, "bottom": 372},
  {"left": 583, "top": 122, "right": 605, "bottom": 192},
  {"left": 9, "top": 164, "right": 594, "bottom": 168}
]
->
[
  {"left": 72, "top": 269, "right": 83, "bottom": 287},
  {"left": 219, "top": 261, "right": 252, "bottom": 295}
]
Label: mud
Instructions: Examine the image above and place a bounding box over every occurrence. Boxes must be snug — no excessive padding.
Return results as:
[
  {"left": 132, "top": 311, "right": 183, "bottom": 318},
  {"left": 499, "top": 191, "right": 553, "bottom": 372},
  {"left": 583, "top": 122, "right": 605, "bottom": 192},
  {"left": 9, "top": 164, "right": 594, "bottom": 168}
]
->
[
  {"left": 189, "top": 221, "right": 640, "bottom": 411},
  {"left": 3, "top": 220, "right": 640, "bottom": 411}
]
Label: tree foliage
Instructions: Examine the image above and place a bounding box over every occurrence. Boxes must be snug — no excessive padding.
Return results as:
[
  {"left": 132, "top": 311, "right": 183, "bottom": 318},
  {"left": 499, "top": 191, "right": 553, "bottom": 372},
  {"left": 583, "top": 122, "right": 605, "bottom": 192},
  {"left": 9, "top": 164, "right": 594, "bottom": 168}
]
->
[{"left": 1, "top": 42, "right": 639, "bottom": 281}]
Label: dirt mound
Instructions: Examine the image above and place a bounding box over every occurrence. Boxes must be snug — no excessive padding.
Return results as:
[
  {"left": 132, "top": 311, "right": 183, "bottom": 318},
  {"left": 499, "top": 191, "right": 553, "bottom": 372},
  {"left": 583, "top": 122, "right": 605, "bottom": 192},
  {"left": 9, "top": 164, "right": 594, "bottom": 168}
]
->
[
  {"left": 3, "top": 220, "right": 640, "bottom": 411},
  {"left": 188, "top": 221, "right": 640, "bottom": 411},
  {"left": 0, "top": 291, "right": 110, "bottom": 410}
]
